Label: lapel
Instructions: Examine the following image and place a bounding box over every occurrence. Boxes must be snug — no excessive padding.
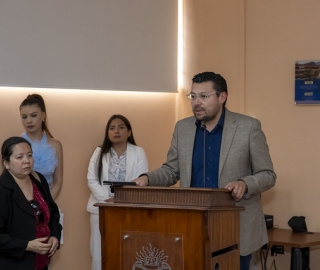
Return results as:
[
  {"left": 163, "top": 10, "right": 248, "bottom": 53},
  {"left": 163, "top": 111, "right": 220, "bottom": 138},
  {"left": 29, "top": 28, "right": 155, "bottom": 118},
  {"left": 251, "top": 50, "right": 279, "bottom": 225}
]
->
[
  {"left": 219, "top": 109, "right": 237, "bottom": 178},
  {"left": 102, "top": 151, "right": 110, "bottom": 182},
  {"left": 1, "top": 170, "right": 35, "bottom": 218},
  {"left": 125, "top": 143, "right": 135, "bottom": 181},
  {"left": 183, "top": 117, "right": 197, "bottom": 185},
  {"left": 30, "top": 172, "right": 51, "bottom": 211}
]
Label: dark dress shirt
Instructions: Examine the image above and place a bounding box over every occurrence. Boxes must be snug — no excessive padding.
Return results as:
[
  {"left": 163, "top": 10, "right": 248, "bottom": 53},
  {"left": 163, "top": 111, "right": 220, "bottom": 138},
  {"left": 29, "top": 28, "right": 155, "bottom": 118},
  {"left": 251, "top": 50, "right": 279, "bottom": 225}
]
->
[{"left": 191, "top": 110, "right": 225, "bottom": 188}]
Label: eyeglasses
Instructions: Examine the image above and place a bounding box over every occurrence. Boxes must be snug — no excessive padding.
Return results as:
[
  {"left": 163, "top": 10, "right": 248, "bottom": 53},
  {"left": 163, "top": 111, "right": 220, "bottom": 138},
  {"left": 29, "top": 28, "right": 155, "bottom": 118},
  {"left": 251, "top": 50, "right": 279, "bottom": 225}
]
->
[
  {"left": 186, "top": 92, "right": 217, "bottom": 102},
  {"left": 30, "top": 200, "right": 44, "bottom": 223}
]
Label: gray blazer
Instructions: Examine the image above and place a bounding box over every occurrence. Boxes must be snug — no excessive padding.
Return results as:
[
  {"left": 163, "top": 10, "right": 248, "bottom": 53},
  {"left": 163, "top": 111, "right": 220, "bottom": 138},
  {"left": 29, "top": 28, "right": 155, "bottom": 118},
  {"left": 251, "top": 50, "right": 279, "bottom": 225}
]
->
[{"left": 147, "top": 109, "right": 276, "bottom": 255}]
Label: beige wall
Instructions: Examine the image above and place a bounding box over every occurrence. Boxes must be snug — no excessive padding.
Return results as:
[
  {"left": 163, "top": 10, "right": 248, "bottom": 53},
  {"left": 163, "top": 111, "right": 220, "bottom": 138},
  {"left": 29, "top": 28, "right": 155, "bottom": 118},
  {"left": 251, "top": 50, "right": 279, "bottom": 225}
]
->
[
  {"left": 184, "top": 0, "right": 320, "bottom": 268},
  {"left": 2, "top": 0, "right": 320, "bottom": 268},
  {"left": 0, "top": 88, "right": 176, "bottom": 269},
  {"left": 246, "top": 1, "right": 320, "bottom": 268}
]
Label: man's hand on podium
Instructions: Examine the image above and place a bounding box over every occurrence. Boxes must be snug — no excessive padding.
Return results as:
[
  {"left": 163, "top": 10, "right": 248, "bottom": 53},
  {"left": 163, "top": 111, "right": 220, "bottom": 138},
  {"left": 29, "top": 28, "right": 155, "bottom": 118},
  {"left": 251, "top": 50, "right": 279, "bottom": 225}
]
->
[
  {"left": 132, "top": 175, "right": 149, "bottom": 186},
  {"left": 225, "top": 180, "right": 247, "bottom": 201}
]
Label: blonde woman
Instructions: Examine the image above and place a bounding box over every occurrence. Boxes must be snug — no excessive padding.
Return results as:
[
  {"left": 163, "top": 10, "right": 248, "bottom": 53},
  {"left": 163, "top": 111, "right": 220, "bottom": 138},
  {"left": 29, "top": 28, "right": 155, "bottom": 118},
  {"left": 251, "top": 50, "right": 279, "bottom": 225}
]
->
[{"left": 19, "top": 94, "right": 63, "bottom": 200}]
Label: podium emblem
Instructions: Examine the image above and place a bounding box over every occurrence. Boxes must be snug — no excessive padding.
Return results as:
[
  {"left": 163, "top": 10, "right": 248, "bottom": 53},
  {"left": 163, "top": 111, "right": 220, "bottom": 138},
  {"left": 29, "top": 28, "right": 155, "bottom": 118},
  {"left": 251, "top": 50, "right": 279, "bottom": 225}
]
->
[{"left": 132, "top": 243, "right": 172, "bottom": 270}]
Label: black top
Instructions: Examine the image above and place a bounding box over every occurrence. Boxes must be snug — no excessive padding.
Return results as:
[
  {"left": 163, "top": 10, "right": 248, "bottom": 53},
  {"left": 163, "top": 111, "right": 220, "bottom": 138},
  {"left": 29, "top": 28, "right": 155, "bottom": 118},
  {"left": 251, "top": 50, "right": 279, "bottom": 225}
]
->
[{"left": 0, "top": 169, "right": 62, "bottom": 270}]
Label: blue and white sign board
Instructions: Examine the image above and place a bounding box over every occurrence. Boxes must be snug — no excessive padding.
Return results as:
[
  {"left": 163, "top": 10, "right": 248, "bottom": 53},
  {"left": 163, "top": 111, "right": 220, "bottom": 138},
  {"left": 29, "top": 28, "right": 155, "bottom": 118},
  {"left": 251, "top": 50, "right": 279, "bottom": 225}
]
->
[{"left": 295, "top": 60, "right": 320, "bottom": 104}]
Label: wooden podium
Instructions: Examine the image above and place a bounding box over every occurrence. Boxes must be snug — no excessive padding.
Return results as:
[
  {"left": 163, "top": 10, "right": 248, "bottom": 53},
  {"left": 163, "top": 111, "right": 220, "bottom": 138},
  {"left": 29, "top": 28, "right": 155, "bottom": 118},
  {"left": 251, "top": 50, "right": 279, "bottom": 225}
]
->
[{"left": 96, "top": 186, "right": 243, "bottom": 270}]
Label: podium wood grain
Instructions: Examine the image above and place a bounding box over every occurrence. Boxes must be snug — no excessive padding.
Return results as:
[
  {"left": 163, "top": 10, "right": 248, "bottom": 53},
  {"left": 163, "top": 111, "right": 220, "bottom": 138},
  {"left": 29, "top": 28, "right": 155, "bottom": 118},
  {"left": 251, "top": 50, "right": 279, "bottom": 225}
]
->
[{"left": 97, "top": 186, "right": 243, "bottom": 270}]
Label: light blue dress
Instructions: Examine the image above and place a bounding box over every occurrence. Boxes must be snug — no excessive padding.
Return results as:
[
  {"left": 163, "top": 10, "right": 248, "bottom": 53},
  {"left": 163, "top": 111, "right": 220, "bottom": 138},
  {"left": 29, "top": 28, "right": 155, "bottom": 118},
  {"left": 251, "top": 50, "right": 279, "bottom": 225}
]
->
[{"left": 22, "top": 132, "right": 58, "bottom": 187}]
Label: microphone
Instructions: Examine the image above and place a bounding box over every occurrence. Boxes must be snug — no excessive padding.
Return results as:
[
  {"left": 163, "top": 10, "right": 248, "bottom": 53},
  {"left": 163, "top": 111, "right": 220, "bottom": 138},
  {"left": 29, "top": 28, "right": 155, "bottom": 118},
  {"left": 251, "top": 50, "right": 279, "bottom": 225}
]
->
[
  {"left": 201, "top": 116, "right": 207, "bottom": 188},
  {"left": 201, "top": 116, "right": 207, "bottom": 129}
]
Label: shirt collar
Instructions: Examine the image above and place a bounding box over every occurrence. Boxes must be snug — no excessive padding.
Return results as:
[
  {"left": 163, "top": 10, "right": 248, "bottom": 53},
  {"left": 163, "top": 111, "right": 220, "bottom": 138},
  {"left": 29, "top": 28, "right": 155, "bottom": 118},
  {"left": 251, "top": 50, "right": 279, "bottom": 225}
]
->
[{"left": 110, "top": 147, "right": 127, "bottom": 159}]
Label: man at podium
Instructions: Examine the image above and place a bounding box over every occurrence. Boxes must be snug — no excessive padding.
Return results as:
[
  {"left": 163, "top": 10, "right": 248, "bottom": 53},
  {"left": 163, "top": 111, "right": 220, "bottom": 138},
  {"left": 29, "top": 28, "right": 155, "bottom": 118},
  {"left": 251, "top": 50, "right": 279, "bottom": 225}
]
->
[{"left": 134, "top": 71, "right": 276, "bottom": 270}]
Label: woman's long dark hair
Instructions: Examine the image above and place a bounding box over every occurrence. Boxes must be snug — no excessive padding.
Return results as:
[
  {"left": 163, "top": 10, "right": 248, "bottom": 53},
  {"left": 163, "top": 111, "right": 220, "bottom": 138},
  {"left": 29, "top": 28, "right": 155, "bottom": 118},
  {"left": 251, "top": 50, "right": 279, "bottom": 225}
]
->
[
  {"left": 20, "top": 94, "right": 54, "bottom": 138},
  {"left": 97, "top": 115, "right": 136, "bottom": 183}
]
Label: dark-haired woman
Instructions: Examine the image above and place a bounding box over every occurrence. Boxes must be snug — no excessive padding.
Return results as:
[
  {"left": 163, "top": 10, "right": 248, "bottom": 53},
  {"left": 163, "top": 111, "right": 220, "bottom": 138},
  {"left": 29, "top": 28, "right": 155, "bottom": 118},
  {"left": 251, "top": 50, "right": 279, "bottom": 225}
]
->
[
  {"left": 20, "top": 94, "right": 63, "bottom": 200},
  {"left": 86, "top": 115, "right": 148, "bottom": 270},
  {"left": 0, "top": 137, "right": 61, "bottom": 270}
]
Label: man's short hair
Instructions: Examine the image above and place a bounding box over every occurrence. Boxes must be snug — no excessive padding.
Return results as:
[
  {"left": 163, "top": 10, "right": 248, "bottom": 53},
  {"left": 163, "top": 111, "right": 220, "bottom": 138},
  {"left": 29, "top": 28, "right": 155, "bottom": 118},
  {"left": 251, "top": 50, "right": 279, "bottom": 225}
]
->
[{"left": 192, "top": 71, "right": 228, "bottom": 94}]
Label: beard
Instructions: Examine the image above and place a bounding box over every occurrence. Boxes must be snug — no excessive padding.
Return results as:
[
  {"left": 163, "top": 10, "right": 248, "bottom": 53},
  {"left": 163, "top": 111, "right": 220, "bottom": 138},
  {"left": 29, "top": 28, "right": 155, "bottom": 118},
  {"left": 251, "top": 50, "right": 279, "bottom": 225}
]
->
[{"left": 193, "top": 105, "right": 219, "bottom": 122}]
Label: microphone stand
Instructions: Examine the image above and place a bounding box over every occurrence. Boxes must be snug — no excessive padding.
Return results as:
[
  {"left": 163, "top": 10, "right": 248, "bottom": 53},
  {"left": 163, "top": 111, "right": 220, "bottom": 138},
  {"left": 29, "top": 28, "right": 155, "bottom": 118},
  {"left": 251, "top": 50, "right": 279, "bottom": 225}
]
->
[{"left": 201, "top": 118, "right": 207, "bottom": 188}]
